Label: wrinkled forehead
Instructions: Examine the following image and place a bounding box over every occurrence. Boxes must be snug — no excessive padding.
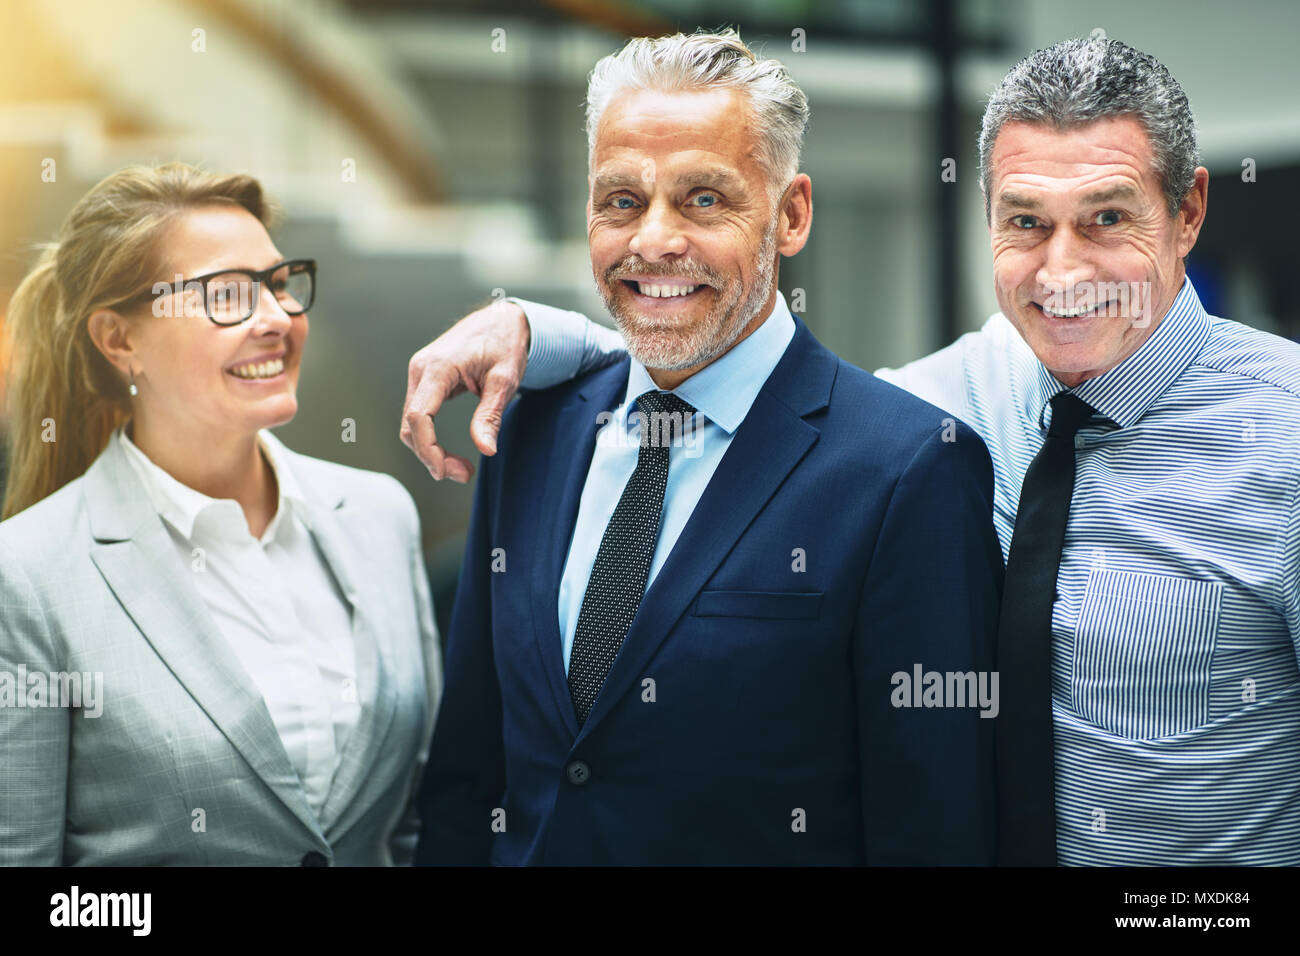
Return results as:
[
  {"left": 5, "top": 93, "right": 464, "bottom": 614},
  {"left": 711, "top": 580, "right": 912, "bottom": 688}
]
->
[
  {"left": 988, "top": 116, "right": 1164, "bottom": 209},
  {"left": 589, "top": 87, "right": 764, "bottom": 184}
]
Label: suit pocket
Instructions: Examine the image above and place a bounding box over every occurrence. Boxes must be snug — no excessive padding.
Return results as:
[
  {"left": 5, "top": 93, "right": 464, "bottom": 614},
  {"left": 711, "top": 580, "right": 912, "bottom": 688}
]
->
[
  {"left": 1071, "top": 569, "right": 1221, "bottom": 739},
  {"left": 692, "top": 590, "right": 823, "bottom": 620}
]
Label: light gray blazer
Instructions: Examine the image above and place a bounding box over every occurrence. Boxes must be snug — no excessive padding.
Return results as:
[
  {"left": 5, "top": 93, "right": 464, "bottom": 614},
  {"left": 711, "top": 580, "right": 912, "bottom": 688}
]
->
[{"left": 0, "top": 430, "right": 442, "bottom": 865}]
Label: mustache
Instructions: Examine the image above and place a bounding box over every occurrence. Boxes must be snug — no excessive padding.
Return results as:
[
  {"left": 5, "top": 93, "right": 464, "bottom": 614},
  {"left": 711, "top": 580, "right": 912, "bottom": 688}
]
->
[{"left": 605, "top": 256, "right": 723, "bottom": 287}]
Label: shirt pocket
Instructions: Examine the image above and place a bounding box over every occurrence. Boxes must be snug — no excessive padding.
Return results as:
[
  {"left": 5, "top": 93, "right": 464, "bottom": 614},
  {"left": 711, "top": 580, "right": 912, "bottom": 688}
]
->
[{"left": 1070, "top": 569, "right": 1222, "bottom": 739}]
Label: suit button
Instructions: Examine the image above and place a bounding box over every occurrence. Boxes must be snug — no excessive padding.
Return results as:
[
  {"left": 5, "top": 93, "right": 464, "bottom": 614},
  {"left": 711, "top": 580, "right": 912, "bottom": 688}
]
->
[
  {"left": 301, "top": 851, "right": 329, "bottom": 866},
  {"left": 565, "top": 760, "right": 591, "bottom": 786}
]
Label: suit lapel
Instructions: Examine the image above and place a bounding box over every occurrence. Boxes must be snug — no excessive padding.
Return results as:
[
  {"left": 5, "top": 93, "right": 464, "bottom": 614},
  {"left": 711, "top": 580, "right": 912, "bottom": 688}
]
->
[
  {"left": 85, "top": 436, "right": 325, "bottom": 840},
  {"left": 577, "top": 320, "right": 837, "bottom": 737},
  {"left": 530, "top": 361, "right": 631, "bottom": 739}
]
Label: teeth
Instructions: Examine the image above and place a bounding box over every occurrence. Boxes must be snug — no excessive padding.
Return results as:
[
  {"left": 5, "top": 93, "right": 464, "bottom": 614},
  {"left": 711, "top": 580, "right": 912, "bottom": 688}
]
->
[
  {"left": 636, "top": 282, "right": 699, "bottom": 298},
  {"left": 1043, "top": 304, "right": 1094, "bottom": 318},
  {"left": 229, "top": 357, "right": 284, "bottom": 379}
]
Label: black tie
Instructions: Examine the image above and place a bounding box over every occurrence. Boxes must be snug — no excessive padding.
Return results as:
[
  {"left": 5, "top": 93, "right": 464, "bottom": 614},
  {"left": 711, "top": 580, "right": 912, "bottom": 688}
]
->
[
  {"left": 996, "top": 390, "right": 1095, "bottom": 865},
  {"left": 568, "top": 390, "right": 696, "bottom": 725}
]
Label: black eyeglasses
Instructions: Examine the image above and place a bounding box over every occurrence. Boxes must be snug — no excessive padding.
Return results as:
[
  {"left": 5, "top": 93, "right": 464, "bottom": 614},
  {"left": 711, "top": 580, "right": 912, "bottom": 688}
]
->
[{"left": 117, "top": 258, "right": 316, "bottom": 326}]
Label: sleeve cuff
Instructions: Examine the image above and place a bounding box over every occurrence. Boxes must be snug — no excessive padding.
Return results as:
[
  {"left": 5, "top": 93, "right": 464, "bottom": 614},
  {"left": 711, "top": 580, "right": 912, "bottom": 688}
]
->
[{"left": 510, "top": 297, "right": 589, "bottom": 390}]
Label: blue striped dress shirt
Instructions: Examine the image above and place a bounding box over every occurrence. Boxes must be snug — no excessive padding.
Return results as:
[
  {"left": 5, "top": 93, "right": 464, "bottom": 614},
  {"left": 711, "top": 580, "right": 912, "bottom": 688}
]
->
[{"left": 517, "top": 278, "right": 1300, "bottom": 865}]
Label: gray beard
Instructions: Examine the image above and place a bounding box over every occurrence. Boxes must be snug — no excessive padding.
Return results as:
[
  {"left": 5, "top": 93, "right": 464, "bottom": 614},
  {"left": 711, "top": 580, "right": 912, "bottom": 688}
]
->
[{"left": 596, "top": 218, "right": 780, "bottom": 373}]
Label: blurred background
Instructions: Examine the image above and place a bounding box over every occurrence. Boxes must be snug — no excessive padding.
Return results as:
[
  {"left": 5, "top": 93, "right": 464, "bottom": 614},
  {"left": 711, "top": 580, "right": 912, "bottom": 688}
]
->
[{"left": 2, "top": 0, "right": 1297, "bottom": 639}]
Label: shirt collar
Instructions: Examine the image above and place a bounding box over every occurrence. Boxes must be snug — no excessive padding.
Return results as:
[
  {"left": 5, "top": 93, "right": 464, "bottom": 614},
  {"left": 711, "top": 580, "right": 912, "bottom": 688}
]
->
[
  {"left": 116, "top": 424, "right": 302, "bottom": 543},
  {"left": 1017, "top": 277, "right": 1212, "bottom": 431},
  {"left": 622, "top": 289, "right": 798, "bottom": 433}
]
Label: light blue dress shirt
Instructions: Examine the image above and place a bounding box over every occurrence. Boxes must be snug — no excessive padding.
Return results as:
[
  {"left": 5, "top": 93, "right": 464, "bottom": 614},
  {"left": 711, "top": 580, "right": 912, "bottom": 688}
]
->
[
  {"left": 527, "top": 294, "right": 795, "bottom": 672},
  {"left": 519, "top": 278, "right": 1300, "bottom": 865}
]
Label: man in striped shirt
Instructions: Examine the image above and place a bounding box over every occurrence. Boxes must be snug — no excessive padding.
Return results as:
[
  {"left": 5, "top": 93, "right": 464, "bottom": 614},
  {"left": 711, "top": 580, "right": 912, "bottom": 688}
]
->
[{"left": 401, "top": 36, "right": 1299, "bottom": 864}]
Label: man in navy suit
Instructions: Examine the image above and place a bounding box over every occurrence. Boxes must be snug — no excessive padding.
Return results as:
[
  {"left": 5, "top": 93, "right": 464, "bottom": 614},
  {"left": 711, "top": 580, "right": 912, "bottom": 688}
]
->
[{"left": 415, "top": 29, "right": 1003, "bottom": 865}]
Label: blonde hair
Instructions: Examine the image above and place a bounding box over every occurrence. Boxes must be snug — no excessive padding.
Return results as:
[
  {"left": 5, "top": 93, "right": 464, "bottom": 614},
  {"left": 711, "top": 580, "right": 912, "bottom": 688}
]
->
[{"left": 1, "top": 162, "right": 279, "bottom": 520}]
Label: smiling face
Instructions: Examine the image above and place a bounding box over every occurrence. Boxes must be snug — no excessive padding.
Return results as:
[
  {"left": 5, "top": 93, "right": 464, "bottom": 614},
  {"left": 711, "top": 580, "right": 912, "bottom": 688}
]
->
[
  {"left": 988, "top": 116, "right": 1207, "bottom": 386},
  {"left": 587, "top": 87, "right": 808, "bottom": 377},
  {"left": 125, "top": 203, "right": 307, "bottom": 442}
]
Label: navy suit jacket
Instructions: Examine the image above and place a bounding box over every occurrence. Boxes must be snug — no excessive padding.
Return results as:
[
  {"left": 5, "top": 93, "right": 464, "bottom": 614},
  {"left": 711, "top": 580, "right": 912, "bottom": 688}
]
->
[{"left": 417, "top": 317, "right": 1003, "bottom": 865}]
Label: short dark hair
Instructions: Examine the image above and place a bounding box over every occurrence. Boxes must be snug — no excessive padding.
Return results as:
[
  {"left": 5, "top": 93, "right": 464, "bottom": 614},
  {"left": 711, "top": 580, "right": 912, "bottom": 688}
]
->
[{"left": 979, "top": 36, "right": 1199, "bottom": 220}]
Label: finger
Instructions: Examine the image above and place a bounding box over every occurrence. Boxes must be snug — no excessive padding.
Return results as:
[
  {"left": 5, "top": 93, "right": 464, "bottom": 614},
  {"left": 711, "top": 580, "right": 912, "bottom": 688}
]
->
[
  {"left": 406, "top": 367, "right": 461, "bottom": 471},
  {"left": 469, "top": 365, "right": 520, "bottom": 455},
  {"left": 427, "top": 439, "right": 454, "bottom": 481},
  {"left": 403, "top": 401, "right": 442, "bottom": 473},
  {"left": 441, "top": 453, "right": 476, "bottom": 484},
  {"left": 400, "top": 358, "right": 426, "bottom": 454}
]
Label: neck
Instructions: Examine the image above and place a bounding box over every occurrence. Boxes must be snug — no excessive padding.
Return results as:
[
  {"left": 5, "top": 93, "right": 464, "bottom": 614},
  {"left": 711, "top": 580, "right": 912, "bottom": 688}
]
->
[
  {"left": 127, "top": 413, "right": 278, "bottom": 537},
  {"left": 645, "top": 284, "right": 780, "bottom": 390}
]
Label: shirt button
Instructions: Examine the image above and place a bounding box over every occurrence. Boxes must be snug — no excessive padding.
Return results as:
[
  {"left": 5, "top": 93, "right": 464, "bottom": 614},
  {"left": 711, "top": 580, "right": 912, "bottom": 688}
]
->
[
  {"left": 300, "top": 851, "right": 329, "bottom": 866},
  {"left": 565, "top": 760, "right": 591, "bottom": 786},
  {"left": 1075, "top": 435, "right": 1086, "bottom": 448}
]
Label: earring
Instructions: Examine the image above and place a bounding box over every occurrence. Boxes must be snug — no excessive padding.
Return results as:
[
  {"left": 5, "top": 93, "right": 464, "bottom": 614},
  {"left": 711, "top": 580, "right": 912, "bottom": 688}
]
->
[{"left": 128, "top": 367, "right": 138, "bottom": 397}]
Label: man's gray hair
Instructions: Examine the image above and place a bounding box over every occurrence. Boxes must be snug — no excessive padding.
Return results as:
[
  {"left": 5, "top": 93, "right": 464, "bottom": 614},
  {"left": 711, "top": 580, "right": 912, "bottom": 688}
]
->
[
  {"left": 585, "top": 29, "right": 809, "bottom": 199},
  {"left": 978, "top": 36, "right": 1199, "bottom": 220}
]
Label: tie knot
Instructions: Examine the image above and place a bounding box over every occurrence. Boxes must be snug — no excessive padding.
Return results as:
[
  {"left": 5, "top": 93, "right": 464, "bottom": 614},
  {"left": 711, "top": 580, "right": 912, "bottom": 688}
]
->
[
  {"left": 636, "top": 389, "right": 695, "bottom": 418},
  {"left": 634, "top": 390, "right": 697, "bottom": 449},
  {"left": 1047, "top": 391, "right": 1095, "bottom": 438}
]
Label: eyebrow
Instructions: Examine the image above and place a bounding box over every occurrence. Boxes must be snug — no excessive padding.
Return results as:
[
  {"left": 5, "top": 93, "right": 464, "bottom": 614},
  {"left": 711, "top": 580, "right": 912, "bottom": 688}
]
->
[
  {"left": 591, "top": 165, "right": 744, "bottom": 193},
  {"left": 673, "top": 166, "right": 744, "bottom": 190},
  {"left": 995, "top": 191, "right": 1041, "bottom": 212},
  {"left": 591, "top": 171, "right": 647, "bottom": 192},
  {"left": 1077, "top": 185, "right": 1143, "bottom": 206},
  {"left": 996, "top": 184, "right": 1144, "bottom": 212}
]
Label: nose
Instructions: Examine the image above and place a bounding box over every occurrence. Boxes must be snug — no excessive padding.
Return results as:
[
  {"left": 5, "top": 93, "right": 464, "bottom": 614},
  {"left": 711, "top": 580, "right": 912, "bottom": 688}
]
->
[
  {"left": 627, "top": 197, "right": 688, "bottom": 262},
  {"left": 249, "top": 281, "right": 295, "bottom": 333},
  {"left": 1034, "top": 226, "right": 1096, "bottom": 298}
]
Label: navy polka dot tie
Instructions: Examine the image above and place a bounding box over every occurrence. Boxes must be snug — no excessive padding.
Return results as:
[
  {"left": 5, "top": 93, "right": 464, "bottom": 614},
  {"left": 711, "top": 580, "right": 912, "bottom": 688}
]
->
[{"left": 568, "top": 390, "right": 697, "bottom": 725}]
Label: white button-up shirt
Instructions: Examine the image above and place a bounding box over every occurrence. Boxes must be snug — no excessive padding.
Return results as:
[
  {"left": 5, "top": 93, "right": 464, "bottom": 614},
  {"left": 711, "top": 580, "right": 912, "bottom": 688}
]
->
[{"left": 116, "top": 425, "right": 359, "bottom": 819}]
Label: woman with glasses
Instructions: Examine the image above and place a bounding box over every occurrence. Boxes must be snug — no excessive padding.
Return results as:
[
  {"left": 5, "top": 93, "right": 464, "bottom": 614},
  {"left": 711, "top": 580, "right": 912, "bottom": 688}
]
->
[{"left": 0, "top": 162, "right": 441, "bottom": 865}]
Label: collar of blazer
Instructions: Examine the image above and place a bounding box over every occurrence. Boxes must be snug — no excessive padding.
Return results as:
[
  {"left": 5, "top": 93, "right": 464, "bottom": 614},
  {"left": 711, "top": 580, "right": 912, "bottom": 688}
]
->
[
  {"left": 82, "top": 429, "right": 397, "bottom": 844},
  {"left": 531, "top": 315, "right": 839, "bottom": 741},
  {"left": 86, "top": 428, "right": 344, "bottom": 542}
]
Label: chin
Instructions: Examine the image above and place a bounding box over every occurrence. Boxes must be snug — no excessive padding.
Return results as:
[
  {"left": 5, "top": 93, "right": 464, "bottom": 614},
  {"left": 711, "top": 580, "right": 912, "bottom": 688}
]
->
[
  {"left": 250, "top": 395, "right": 299, "bottom": 430},
  {"left": 623, "top": 334, "right": 712, "bottom": 371},
  {"left": 1035, "top": 344, "right": 1111, "bottom": 382}
]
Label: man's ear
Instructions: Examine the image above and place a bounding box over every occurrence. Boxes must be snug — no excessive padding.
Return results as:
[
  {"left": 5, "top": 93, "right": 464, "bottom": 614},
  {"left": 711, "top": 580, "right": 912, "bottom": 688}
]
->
[
  {"left": 86, "top": 308, "right": 137, "bottom": 378},
  {"left": 1176, "top": 166, "right": 1210, "bottom": 258},
  {"left": 777, "top": 173, "right": 813, "bottom": 257}
]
